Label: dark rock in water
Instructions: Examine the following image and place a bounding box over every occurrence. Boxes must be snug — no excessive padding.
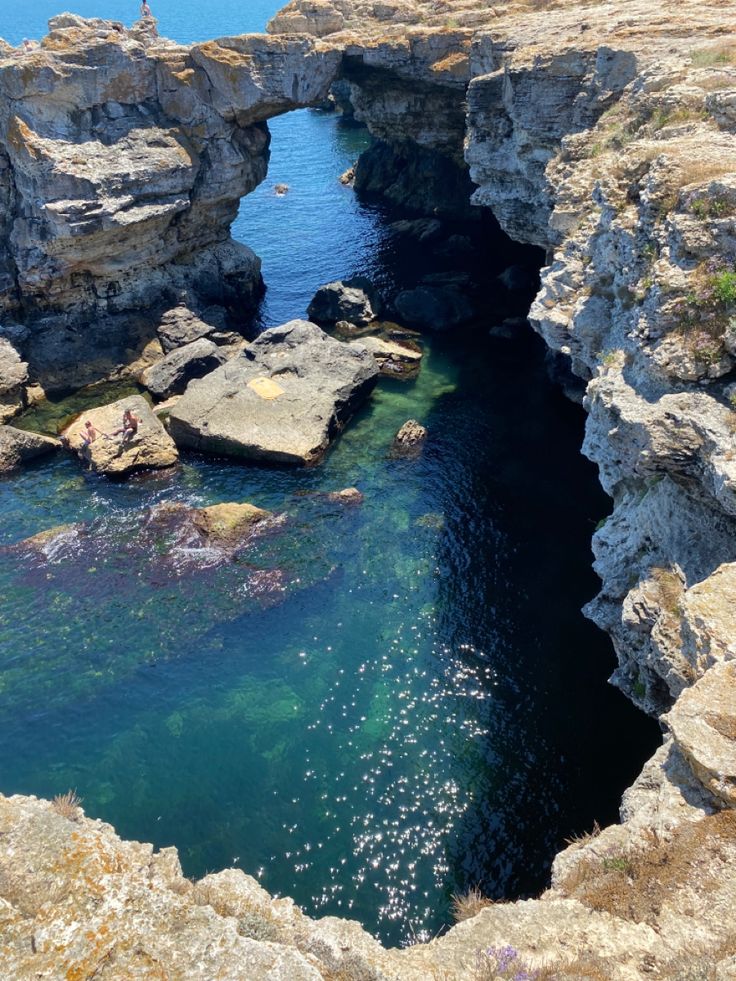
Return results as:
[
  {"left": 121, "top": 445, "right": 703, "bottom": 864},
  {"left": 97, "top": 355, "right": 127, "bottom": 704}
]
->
[
  {"left": 308, "top": 277, "right": 383, "bottom": 326},
  {"left": 391, "top": 419, "right": 428, "bottom": 458},
  {"left": 168, "top": 320, "right": 379, "bottom": 465},
  {"left": 498, "top": 264, "right": 539, "bottom": 293},
  {"left": 149, "top": 500, "right": 273, "bottom": 548},
  {"left": 140, "top": 339, "right": 228, "bottom": 399},
  {"left": 61, "top": 394, "right": 179, "bottom": 477},
  {"left": 0, "top": 425, "right": 59, "bottom": 473},
  {"left": 0, "top": 338, "right": 29, "bottom": 422},
  {"left": 420, "top": 270, "right": 473, "bottom": 288},
  {"left": 434, "top": 234, "right": 474, "bottom": 257},
  {"left": 157, "top": 305, "right": 224, "bottom": 353},
  {"left": 389, "top": 218, "right": 443, "bottom": 243},
  {"left": 394, "top": 285, "right": 474, "bottom": 331}
]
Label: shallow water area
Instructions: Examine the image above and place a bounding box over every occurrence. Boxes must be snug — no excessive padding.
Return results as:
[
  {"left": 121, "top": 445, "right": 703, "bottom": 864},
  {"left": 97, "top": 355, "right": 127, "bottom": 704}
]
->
[{"left": 0, "top": 0, "right": 660, "bottom": 948}]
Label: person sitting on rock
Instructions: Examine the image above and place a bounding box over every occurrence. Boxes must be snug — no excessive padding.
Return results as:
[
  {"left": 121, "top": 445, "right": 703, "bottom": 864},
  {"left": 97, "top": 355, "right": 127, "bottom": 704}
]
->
[{"left": 111, "top": 409, "right": 140, "bottom": 445}]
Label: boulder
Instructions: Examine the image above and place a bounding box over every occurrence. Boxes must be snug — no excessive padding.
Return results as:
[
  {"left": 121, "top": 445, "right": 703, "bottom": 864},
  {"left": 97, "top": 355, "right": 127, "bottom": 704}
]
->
[
  {"left": 434, "top": 234, "right": 474, "bottom": 257},
  {"left": 665, "top": 660, "right": 736, "bottom": 807},
  {"left": 149, "top": 500, "right": 272, "bottom": 549},
  {"left": 394, "top": 285, "right": 474, "bottom": 331},
  {"left": 307, "top": 277, "right": 383, "bottom": 326},
  {"left": 168, "top": 320, "right": 379, "bottom": 465},
  {"left": 326, "top": 487, "right": 364, "bottom": 505},
  {"left": 0, "top": 425, "right": 59, "bottom": 473},
  {"left": 140, "top": 339, "right": 228, "bottom": 399},
  {"left": 157, "top": 305, "right": 223, "bottom": 353},
  {"left": 389, "top": 218, "right": 443, "bottom": 243},
  {"left": 349, "top": 335, "right": 422, "bottom": 378},
  {"left": 391, "top": 419, "right": 428, "bottom": 458},
  {"left": 0, "top": 338, "right": 29, "bottom": 422},
  {"left": 61, "top": 395, "right": 179, "bottom": 477}
]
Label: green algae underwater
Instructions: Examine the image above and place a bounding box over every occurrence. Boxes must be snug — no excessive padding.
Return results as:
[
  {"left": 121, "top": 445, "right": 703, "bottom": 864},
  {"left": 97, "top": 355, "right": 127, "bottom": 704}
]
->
[{"left": 0, "top": 326, "right": 659, "bottom": 943}]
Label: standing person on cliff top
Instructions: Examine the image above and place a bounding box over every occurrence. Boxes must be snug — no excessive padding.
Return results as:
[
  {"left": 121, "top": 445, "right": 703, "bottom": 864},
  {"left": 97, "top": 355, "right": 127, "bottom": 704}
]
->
[{"left": 140, "top": 0, "right": 152, "bottom": 17}]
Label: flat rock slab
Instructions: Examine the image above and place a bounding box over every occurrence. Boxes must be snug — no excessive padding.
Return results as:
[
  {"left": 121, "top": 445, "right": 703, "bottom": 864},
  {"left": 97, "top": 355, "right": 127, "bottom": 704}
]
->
[
  {"left": 168, "top": 320, "right": 379, "bottom": 465},
  {"left": 0, "top": 425, "right": 59, "bottom": 473},
  {"left": 62, "top": 394, "right": 179, "bottom": 477},
  {"left": 666, "top": 660, "right": 736, "bottom": 807},
  {"left": 350, "top": 335, "right": 422, "bottom": 378}
]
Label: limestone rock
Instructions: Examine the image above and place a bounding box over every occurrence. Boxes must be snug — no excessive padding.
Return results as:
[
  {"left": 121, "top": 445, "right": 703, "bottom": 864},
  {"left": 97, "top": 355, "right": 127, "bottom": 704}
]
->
[
  {"left": 666, "top": 661, "right": 736, "bottom": 807},
  {"left": 191, "top": 501, "right": 272, "bottom": 545},
  {"left": 157, "top": 305, "right": 224, "bottom": 353},
  {"left": 62, "top": 395, "right": 178, "bottom": 477},
  {"left": 140, "top": 338, "right": 228, "bottom": 399},
  {"left": 394, "top": 285, "right": 474, "bottom": 330},
  {"left": 391, "top": 419, "right": 427, "bottom": 458},
  {"left": 0, "top": 338, "right": 28, "bottom": 422},
  {"left": 349, "top": 335, "right": 422, "bottom": 377},
  {"left": 326, "top": 487, "right": 364, "bottom": 504},
  {"left": 307, "top": 277, "right": 383, "bottom": 326},
  {"left": 168, "top": 320, "right": 379, "bottom": 465},
  {"left": 0, "top": 425, "right": 59, "bottom": 473}
]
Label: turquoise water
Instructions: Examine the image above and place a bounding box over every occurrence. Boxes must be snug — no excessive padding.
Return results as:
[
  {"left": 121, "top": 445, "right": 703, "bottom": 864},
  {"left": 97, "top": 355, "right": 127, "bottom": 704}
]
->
[{"left": 0, "top": 0, "right": 659, "bottom": 947}]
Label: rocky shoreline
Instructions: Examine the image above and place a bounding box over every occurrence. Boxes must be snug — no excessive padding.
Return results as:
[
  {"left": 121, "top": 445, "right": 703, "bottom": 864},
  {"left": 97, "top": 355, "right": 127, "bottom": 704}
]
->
[{"left": 2, "top": 0, "right": 736, "bottom": 977}]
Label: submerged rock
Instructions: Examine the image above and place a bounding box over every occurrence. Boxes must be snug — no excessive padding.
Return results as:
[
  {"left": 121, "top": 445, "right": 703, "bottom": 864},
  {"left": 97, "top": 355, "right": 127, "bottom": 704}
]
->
[
  {"left": 168, "top": 320, "right": 379, "bottom": 465},
  {"left": 140, "top": 339, "right": 228, "bottom": 399},
  {"left": 0, "top": 425, "right": 59, "bottom": 473},
  {"left": 307, "top": 277, "right": 383, "bottom": 326},
  {"left": 349, "top": 335, "right": 422, "bottom": 378},
  {"left": 394, "top": 285, "right": 474, "bottom": 331},
  {"left": 326, "top": 487, "right": 364, "bottom": 504},
  {"left": 61, "top": 395, "right": 179, "bottom": 477},
  {"left": 391, "top": 419, "right": 428, "bottom": 458}
]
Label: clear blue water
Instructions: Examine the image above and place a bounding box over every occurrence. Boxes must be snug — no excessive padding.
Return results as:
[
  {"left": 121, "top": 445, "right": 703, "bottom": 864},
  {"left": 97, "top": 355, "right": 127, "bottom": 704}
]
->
[{"left": 0, "top": 0, "right": 659, "bottom": 947}]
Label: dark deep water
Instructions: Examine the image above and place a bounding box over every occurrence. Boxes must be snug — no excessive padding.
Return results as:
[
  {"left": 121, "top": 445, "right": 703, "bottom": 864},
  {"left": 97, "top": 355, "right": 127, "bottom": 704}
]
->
[{"left": 0, "top": 0, "right": 660, "bottom": 947}]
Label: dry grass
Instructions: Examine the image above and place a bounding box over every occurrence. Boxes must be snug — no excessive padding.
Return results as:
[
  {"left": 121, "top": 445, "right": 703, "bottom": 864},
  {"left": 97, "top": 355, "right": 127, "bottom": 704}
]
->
[
  {"left": 691, "top": 44, "right": 736, "bottom": 68},
  {"left": 564, "top": 820, "right": 601, "bottom": 848},
  {"left": 51, "top": 789, "right": 82, "bottom": 821},
  {"left": 556, "top": 811, "right": 736, "bottom": 925},
  {"left": 451, "top": 886, "right": 494, "bottom": 922}
]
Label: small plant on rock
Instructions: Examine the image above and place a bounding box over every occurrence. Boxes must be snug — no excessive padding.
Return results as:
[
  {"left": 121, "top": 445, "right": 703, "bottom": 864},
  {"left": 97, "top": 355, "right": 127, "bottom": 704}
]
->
[
  {"left": 451, "top": 886, "right": 494, "bottom": 922},
  {"left": 474, "top": 945, "right": 539, "bottom": 980},
  {"left": 52, "top": 789, "right": 82, "bottom": 821}
]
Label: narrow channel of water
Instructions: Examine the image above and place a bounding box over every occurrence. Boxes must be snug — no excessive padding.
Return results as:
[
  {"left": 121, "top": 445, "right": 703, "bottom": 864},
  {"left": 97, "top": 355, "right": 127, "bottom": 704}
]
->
[{"left": 0, "top": 0, "right": 660, "bottom": 947}]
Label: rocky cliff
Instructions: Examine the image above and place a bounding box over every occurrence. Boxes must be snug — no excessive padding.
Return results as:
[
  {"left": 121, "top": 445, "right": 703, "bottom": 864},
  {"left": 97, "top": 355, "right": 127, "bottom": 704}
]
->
[{"left": 3, "top": 1, "right": 736, "bottom": 977}]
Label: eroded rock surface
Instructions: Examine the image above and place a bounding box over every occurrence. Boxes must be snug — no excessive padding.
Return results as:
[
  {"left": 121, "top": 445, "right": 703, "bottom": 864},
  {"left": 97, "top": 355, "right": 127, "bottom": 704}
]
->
[
  {"left": 0, "top": 424, "right": 58, "bottom": 473},
  {"left": 169, "top": 320, "right": 379, "bottom": 464},
  {"left": 61, "top": 394, "right": 179, "bottom": 476},
  {"left": 139, "top": 338, "right": 228, "bottom": 399},
  {"left": 308, "top": 277, "right": 383, "bottom": 325}
]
